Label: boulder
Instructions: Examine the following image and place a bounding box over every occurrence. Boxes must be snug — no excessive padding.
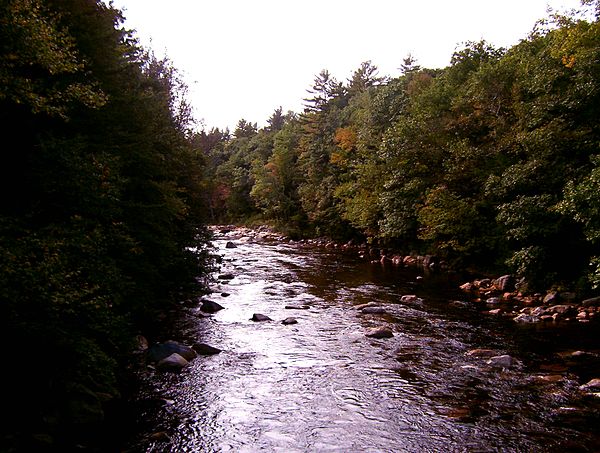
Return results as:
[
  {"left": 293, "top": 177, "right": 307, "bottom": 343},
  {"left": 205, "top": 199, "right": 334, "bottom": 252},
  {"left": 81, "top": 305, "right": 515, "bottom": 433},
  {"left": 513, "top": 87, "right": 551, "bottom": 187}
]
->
[
  {"left": 285, "top": 305, "right": 310, "bottom": 310},
  {"left": 281, "top": 317, "right": 298, "bottom": 325},
  {"left": 543, "top": 292, "right": 560, "bottom": 305},
  {"left": 475, "top": 278, "right": 492, "bottom": 289},
  {"left": 486, "top": 297, "right": 502, "bottom": 305},
  {"left": 365, "top": 327, "right": 394, "bottom": 339},
  {"left": 201, "top": 300, "right": 224, "bottom": 313},
  {"left": 547, "top": 304, "right": 577, "bottom": 319},
  {"left": 156, "top": 353, "right": 189, "bottom": 372},
  {"left": 460, "top": 282, "right": 474, "bottom": 291},
  {"left": 531, "top": 306, "right": 547, "bottom": 317},
  {"left": 579, "top": 378, "right": 600, "bottom": 392},
  {"left": 251, "top": 313, "right": 272, "bottom": 322},
  {"left": 487, "top": 354, "right": 517, "bottom": 368},
  {"left": 582, "top": 296, "right": 600, "bottom": 308},
  {"left": 221, "top": 292, "right": 231, "bottom": 297},
  {"left": 218, "top": 273, "right": 235, "bottom": 280},
  {"left": 513, "top": 313, "right": 539, "bottom": 323},
  {"left": 192, "top": 343, "right": 222, "bottom": 355},
  {"left": 147, "top": 341, "right": 197, "bottom": 363},
  {"left": 494, "top": 275, "right": 516, "bottom": 292},
  {"left": 403, "top": 256, "right": 417, "bottom": 266},
  {"left": 225, "top": 241, "right": 237, "bottom": 249}
]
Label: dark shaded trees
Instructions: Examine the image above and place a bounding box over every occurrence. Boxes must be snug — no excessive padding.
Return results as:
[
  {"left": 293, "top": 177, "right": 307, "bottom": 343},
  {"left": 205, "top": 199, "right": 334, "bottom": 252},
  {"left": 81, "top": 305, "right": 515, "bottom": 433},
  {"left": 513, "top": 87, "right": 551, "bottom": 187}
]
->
[{"left": 0, "top": 0, "right": 210, "bottom": 449}]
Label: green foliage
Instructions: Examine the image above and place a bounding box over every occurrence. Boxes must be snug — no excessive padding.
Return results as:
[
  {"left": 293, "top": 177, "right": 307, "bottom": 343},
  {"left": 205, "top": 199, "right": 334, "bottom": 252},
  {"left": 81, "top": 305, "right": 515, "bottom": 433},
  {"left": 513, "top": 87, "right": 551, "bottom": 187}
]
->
[
  {"left": 0, "top": 0, "right": 211, "bottom": 448},
  {"left": 0, "top": 0, "right": 107, "bottom": 117},
  {"left": 204, "top": 6, "right": 599, "bottom": 293},
  {"left": 559, "top": 154, "right": 600, "bottom": 288}
]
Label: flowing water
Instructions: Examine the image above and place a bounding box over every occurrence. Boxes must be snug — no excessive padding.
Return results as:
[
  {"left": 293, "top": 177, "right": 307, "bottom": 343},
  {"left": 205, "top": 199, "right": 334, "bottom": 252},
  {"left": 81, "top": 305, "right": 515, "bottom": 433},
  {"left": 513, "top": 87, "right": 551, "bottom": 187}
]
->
[{"left": 130, "top": 228, "right": 600, "bottom": 452}]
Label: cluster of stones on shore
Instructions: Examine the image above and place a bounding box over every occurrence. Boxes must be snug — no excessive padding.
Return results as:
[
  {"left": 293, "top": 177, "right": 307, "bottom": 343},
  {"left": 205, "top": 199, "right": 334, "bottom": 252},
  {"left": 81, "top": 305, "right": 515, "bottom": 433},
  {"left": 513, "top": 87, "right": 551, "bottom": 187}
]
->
[{"left": 457, "top": 275, "right": 600, "bottom": 324}]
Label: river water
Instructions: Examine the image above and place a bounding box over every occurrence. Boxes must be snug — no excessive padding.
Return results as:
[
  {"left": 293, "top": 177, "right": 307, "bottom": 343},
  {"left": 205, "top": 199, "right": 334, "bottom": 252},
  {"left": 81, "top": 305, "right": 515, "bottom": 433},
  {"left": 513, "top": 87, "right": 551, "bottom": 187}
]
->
[{"left": 130, "top": 228, "right": 600, "bottom": 452}]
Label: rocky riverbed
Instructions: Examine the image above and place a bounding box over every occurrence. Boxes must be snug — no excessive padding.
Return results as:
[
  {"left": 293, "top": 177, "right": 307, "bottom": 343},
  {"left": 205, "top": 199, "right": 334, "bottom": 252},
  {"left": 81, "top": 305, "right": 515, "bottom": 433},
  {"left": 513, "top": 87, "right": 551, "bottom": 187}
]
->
[{"left": 125, "top": 226, "right": 600, "bottom": 452}]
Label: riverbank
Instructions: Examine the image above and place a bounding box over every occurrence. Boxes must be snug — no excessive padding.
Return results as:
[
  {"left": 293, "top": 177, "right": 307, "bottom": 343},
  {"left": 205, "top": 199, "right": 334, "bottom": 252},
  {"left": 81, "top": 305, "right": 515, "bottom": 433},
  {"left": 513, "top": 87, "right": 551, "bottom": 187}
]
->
[{"left": 219, "top": 224, "right": 600, "bottom": 326}]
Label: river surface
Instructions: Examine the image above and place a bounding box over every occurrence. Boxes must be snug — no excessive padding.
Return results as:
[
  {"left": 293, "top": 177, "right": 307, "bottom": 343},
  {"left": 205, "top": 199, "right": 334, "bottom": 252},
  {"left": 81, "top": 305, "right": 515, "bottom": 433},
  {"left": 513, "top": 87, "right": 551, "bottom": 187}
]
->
[{"left": 130, "top": 228, "right": 600, "bottom": 452}]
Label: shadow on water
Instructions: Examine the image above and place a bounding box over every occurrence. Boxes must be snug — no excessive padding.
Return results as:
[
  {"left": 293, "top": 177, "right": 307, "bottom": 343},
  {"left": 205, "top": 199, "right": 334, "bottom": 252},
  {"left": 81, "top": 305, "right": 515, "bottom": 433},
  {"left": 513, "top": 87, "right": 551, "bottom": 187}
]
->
[{"left": 128, "top": 230, "right": 600, "bottom": 452}]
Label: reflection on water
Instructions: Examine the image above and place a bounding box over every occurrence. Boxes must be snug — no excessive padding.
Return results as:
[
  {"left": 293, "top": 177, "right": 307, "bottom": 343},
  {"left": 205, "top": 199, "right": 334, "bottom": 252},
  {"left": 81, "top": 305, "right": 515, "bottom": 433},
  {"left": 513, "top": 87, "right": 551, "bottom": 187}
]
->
[{"left": 133, "top": 229, "right": 600, "bottom": 452}]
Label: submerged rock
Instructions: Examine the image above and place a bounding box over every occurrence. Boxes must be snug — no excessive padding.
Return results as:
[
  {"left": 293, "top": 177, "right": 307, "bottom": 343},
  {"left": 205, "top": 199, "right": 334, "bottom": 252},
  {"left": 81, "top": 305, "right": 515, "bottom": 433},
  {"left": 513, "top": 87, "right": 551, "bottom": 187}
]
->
[
  {"left": 251, "top": 313, "right": 272, "bottom": 322},
  {"left": 365, "top": 326, "right": 394, "bottom": 338},
  {"left": 281, "top": 317, "right": 298, "bottom": 325},
  {"left": 285, "top": 304, "right": 310, "bottom": 310},
  {"left": 218, "top": 273, "right": 235, "bottom": 280}
]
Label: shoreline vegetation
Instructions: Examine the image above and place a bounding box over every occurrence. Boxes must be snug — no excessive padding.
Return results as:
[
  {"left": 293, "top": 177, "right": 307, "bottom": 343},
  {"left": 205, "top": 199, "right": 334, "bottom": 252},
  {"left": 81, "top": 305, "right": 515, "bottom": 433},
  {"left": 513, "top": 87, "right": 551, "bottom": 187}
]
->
[
  {"left": 1, "top": 0, "right": 599, "bottom": 451},
  {"left": 201, "top": 2, "right": 600, "bottom": 301}
]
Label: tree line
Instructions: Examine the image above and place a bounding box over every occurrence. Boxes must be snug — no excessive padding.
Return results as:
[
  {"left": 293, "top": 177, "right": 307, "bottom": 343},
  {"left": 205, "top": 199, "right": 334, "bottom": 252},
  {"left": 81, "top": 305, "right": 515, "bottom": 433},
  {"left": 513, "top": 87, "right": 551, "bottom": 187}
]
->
[
  {"left": 199, "top": 2, "right": 600, "bottom": 295},
  {"left": 0, "top": 0, "right": 210, "bottom": 449}
]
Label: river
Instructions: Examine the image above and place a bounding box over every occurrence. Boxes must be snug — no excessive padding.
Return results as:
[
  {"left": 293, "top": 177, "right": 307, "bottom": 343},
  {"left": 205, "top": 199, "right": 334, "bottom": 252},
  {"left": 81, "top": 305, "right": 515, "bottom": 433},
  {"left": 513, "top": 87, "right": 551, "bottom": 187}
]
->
[{"left": 128, "top": 227, "right": 600, "bottom": 452}]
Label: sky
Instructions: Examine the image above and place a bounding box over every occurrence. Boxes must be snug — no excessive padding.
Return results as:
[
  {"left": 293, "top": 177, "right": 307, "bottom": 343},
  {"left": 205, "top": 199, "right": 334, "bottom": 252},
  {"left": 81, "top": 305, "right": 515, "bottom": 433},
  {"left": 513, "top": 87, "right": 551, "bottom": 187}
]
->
[{"left": 108, "top": 0, "right": 586, "bottom": 131}]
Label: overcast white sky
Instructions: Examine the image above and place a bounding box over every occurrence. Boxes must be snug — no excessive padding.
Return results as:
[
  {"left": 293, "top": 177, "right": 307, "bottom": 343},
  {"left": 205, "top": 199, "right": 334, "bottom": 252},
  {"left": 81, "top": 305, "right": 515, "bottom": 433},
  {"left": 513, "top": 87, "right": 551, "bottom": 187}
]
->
[{"left": 108, "top": 0, "right": 585, "bottom": 131}]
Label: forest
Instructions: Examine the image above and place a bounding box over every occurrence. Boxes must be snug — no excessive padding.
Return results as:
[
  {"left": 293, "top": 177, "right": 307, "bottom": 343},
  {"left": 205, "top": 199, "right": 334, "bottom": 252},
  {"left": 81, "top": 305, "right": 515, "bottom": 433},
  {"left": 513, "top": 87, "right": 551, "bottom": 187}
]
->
[
  {"left": 200, "top": 2, "right": 600, "bottom": 294},
  {"left": 0, "top": 0, "right": 599, "bottom": 450},
  {"left": 0, "top": 0, "right": 211, "bottom": 449}
]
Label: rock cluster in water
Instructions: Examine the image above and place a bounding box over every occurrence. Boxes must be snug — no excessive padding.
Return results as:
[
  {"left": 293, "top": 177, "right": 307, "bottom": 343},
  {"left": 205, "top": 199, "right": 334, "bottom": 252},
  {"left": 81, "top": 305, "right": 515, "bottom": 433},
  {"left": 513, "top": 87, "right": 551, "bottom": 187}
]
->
[{"left": 458, "top": 276, "right": 600, "bottom": 324}]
